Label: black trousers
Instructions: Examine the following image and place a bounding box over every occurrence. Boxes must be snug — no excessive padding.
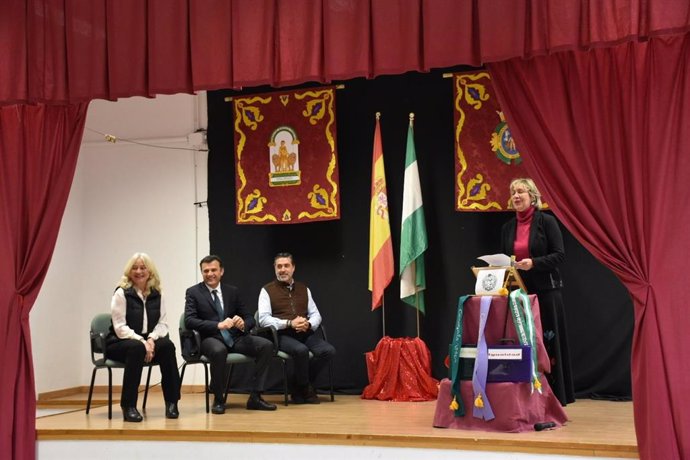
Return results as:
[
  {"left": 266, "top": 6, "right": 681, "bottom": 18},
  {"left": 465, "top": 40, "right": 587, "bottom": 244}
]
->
[
  {"left": 278, "top": 330, "right": 336, "bottom": 389},
  {"left": 200, "top": 334, "right": 273, "bottom": 400},
  {"left": 106, "top": 336, "right": 181, "bottom": 408}
]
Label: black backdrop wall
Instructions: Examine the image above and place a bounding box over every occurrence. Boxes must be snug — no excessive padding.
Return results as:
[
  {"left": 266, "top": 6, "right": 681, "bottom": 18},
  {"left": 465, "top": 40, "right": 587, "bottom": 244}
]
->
[{"left": 206, "top": 69, "right": 633, "bottom": 399}]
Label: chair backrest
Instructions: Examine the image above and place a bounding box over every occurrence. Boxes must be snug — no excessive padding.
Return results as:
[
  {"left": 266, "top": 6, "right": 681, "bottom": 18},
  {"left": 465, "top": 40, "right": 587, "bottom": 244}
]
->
[
  {"left": 179, "top": 312, "right": 201, "bottom": 360},
  {"left": 179, "top": 311, "right": 187, "bottom": 331},
  {"left": 90, "top": 313, "right": 112, "bottom": 354},
  {"left": 91, "top": 312, "right": 112, "bottom": 334}
]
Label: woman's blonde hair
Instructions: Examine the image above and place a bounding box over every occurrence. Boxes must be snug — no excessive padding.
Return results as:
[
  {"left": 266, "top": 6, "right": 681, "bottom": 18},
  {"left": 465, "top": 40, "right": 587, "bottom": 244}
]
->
[
  {"left": 510, "top": 178, "right": 543, "bottom": 209},
  {"left": 117, "top": 252, "right": 162, "bottom": 295}
]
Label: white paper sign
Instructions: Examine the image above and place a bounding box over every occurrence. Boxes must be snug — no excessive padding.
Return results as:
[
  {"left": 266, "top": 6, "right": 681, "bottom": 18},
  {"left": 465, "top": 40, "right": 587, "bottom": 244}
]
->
[
  {"left": 459, "top": 348, "right": 524, "bottom": 360},
  {"left": 475, "top": 268, "right": 506, "bottom": 295}
]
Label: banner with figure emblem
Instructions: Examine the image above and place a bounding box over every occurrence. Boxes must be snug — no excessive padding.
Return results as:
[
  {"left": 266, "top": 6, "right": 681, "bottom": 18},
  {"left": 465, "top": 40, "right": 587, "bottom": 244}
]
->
[
  {"left": 453, "top": 71, "right": 531, "bottom": 212},
  {"left": 233, "top": 86, "right": 340, "bottom": 224}
]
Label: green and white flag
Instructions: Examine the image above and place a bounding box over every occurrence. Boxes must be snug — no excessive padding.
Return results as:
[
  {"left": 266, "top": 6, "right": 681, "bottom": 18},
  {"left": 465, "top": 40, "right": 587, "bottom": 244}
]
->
[{"left": 399, "top": 116, "right": 428, "bottom": 313}]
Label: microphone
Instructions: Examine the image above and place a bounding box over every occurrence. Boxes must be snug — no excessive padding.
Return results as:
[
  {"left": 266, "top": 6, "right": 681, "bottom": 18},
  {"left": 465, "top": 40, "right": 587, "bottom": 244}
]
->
[{"left": 534, "top": 421, "right": 556, "bottom": 431}]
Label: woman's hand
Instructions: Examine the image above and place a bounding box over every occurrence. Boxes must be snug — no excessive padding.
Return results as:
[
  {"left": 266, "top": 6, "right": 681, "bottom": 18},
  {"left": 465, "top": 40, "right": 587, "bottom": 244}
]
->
[
  {"left": 515, "top": 258, "right": 534, "bottom": 271},
  {"left": 143, "top": 338, "right": 155, "bottom": 362}
]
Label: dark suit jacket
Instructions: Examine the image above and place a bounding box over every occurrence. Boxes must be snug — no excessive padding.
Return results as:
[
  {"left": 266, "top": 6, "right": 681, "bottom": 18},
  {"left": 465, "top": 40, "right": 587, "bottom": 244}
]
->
[
  {"left": 184, "top": 282, "right": 256, "bottom": 343},
  {"left": 500, "top": 209, "right": 565, "bottom": 293}
]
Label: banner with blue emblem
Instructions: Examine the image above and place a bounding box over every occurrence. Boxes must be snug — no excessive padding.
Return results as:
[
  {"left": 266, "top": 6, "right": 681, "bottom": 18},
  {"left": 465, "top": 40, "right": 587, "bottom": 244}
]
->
[{"left": 453, "top": 71, "right": 531, "bottom": 212}]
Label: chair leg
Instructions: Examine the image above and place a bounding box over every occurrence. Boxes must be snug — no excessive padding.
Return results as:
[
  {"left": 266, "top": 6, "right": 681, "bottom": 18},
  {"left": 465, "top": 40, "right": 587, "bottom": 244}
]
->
[
  {"left": 281, "top": 359, "right": 289, "bottom": 406},
  {"left": 203, "top": 363, "right": 210, "bottom": 414},
  {"left": 142, "top": 366, "right": 152, "bottom": 410},
  {"left": 107, "top": 367, "right": 113, "bottom": 420},
  {"left": 179, "top": 363, "right": 187, "bottom": 392},
  {"left": 223, "top": 364, "right": 234, "bottom": 404},
  {"left": 328, "top": 362, "right": 335, "bottom": 402},
  {"left": 86, "top": 367, "right": 98, "bottom": 414}
]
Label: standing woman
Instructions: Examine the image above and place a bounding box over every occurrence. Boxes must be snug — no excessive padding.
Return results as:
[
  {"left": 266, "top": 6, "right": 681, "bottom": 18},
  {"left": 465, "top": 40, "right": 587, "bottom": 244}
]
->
[
  {"left": 106, "top": 253, "right": 181, "bottom": 422},
  {"left": 501, "top": 178, "right": 575, "bottom": 406}
]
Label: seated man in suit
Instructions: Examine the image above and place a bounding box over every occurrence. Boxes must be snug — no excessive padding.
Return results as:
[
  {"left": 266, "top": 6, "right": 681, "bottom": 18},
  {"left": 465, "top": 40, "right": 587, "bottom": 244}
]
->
[
  {"left": 258, "top": 252, "right": 336, "bottom": 404},
  {"left": 185, "top": 255, "right": 276, "bottom": 414}
]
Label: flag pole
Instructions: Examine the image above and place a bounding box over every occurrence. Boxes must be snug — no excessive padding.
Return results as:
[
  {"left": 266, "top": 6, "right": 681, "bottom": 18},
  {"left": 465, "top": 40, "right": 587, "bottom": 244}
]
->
[
  {"left": 400, "top": 112, "right": 427, "bottom": 335},
  {"left": 416, "top": 293, "right": 420, "bottom": 338},
  {"left": 409, "top": 112, "right": 420, "bottom": 339},
  {"left": 370, "top": 111, "right": 393, "bottom": 337},
  {"left": 382, "top": 296, "right": 386, "bottom": 337},
  {"left": 379, "top": 111, "right": 386, "bottom": 339}
]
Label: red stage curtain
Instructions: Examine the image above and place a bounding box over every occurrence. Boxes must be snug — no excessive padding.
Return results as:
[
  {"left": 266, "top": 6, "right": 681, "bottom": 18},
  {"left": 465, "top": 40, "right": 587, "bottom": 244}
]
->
[
  {"left": 0, "top": 102, "right": 88, "bottom": 460},
  {"left": 488, "top": 33, "right": 690, "bottom": 460},
  {"left": 4, "top": 0, "right": 690, "bottom": 104}
]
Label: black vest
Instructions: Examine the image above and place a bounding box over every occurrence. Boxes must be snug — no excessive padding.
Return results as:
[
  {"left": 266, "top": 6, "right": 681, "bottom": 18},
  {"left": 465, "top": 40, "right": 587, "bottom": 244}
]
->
[
  {"left": 108, "top": 287, "right": 162, "bottom": 342},
  {"left": 124, "top": 287, "right": 161, "bottom": 334}
]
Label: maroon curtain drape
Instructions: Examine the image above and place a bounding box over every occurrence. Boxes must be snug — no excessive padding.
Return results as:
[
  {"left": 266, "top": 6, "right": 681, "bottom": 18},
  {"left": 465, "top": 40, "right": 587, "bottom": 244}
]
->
[
  {"left": 0, "top": 102, "right": 88, "bottom": 460},
  {"left": 3, "top": 0, "right": 690, "bottom": 105},
  {"left": 488, "top": 34, "right": 690, "bottom": 460}
]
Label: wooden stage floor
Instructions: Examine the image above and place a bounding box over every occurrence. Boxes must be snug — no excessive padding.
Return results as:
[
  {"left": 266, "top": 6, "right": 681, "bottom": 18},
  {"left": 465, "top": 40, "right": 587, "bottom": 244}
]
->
[{"left": 36, "top": 390, "right": 638, "bottom": 458}]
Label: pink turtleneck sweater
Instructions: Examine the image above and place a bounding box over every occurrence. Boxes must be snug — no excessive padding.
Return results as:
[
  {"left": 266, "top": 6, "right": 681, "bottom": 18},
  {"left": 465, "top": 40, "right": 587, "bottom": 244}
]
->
[{"left": 514, "top": 205, "right": 536, "bottom": 260}]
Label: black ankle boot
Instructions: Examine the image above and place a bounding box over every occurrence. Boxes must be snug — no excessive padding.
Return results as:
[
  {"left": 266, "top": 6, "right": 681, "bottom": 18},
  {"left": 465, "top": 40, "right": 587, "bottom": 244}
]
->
[
  {"left": 165, "top": 401, "right": 179, "bottom": 419},
  {"left": 122, "top": 406, "right": 143, "bottom": 422}
]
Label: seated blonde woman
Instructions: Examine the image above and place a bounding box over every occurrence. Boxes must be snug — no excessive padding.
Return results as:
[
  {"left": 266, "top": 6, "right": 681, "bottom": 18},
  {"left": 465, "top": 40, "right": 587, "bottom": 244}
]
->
[{"left": 106, "top": 252, "right": 181, "bottom": 422}]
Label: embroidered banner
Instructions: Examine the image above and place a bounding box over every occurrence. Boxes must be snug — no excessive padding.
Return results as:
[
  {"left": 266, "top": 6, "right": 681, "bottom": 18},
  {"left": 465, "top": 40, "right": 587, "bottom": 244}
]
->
[
  {"left": 454, "top": 71, "right": 531, "bottom": 212},
  {"left": 233, "top": 87, "right": 340, "bottom": 224}
]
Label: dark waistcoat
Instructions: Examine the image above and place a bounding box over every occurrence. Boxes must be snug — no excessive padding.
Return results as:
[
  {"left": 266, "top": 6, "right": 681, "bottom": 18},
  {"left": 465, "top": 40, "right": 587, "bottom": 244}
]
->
[
  {"left": 108, "top": 287, "right": 162, "bottom": 341},
  {"left": 263, "top": 280, "right": 308, "bottom": 319}
]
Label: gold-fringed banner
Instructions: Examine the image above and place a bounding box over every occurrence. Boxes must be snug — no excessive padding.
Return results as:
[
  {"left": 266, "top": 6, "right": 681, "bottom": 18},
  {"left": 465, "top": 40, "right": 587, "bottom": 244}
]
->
[
  {"left": 233, "top": 87, "right": 340, "bottom": 224},
  {"left": 454, "top": 71, "right": 530, "bottom": 212}
]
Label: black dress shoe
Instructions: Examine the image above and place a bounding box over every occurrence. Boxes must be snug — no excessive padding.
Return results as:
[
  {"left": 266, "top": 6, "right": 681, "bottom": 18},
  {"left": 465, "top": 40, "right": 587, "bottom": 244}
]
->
[
  {"left": 303, "top": 386, "right": 321, "bottom": 405},
  {"left": 290, "top": 384, "right": 308, "bottom": 404},
  {"left": 211, "top": 398, "right": 226, "bottom": 414},
  {"left": 246, "top": 394, "right": 277, "bottom": 411},
  {"left": 122, "top": 407, "right": 143, "bottom": 422},
  {"left": 165, "top": 402, "right": 179, "bottom": 419}
]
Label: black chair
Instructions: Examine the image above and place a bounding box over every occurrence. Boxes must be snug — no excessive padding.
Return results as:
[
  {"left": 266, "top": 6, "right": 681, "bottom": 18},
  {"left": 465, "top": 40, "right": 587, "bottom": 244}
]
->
[
  {"left": 86, "top": 313, "right": 157, "bottom": 419},
  {"left": 178, "top": 313, "right": 255, "bottom": 413},
  {"left": 255, "top": 311, "right": 335, "bottom": 405}
]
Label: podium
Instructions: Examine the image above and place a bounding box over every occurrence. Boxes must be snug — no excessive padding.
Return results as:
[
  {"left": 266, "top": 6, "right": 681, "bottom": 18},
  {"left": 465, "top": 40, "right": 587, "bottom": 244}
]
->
[{"left": 432, "top": 295, "right": 568, "bottom": 432}]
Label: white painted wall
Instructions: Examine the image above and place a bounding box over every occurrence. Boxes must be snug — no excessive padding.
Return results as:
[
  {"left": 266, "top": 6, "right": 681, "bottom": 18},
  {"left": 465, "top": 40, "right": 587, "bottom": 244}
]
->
[{"left": 31, "top": 93, "right": 211, "bottom": 394}]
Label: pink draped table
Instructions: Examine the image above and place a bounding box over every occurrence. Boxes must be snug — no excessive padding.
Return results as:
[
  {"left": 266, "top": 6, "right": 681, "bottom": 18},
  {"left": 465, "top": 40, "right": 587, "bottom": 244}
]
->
[{"left": 433, "top": 295, "right": 568, "bottom": 432}]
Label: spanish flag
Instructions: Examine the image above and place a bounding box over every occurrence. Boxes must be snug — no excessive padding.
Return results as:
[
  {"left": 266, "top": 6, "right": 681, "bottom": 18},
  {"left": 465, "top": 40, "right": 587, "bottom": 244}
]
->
[{"left": 368, "top": 114, "right": 394, "bottom": 310}]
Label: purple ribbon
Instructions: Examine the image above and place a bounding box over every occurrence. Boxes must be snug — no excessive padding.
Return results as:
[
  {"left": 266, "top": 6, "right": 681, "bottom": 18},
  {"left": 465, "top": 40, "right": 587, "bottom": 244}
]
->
[{"left": 472, "top": 296, "right": 495, "bottom": 421}]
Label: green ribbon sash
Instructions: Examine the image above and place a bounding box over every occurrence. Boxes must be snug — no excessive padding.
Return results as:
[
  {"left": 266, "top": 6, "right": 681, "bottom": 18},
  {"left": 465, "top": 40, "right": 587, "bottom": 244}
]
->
[
  {"left": 448, "top": 295, "right": 468, "bottom": 416},
  {"left": 508, "top": 289, "right": 542, "bottom": 394}
]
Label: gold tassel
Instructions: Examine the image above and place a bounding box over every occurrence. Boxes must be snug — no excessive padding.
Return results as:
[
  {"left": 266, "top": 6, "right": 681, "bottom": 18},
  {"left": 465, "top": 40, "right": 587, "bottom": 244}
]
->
[
  {"left": 474, "top": 393, "right": 484, "bottom": 408},
  {"left": 449, "top": 396, "right": 459, "bottom": 411},
  {"left": 498, "top": 287, "right": 509, "bottom": 296},
  {"left": 534, "top": 377, "right": 542, "bottom": 391}
]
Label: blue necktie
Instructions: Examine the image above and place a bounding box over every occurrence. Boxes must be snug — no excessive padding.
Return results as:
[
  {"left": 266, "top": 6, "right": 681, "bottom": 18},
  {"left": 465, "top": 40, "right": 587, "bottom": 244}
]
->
[{"left": 212, "top": 289, "right": 233, "bottom": 347}]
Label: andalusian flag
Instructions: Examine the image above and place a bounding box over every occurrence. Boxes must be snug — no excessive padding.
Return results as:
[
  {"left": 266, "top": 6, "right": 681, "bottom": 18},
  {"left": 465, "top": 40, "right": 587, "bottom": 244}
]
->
[
  {"left": 368, "top": 115, "right": 394, "bottom": 310},
  {"left": 399, "top": 115, "right": 427, "bottom": 313}
]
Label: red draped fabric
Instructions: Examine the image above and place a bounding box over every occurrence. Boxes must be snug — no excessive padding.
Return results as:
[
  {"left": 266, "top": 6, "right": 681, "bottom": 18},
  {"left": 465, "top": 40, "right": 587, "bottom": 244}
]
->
[
  {"left": 488, "top": 34, "right": 690, "bottom": 460},
  {"left": 0, "top": 103, "right": 88, "bottom": 460},
  {"left": 362, "top": 336, "right": 438, "bottom": 401},
  {"left": 3, "top": 0, "right": 690, "bottom": 105}
]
